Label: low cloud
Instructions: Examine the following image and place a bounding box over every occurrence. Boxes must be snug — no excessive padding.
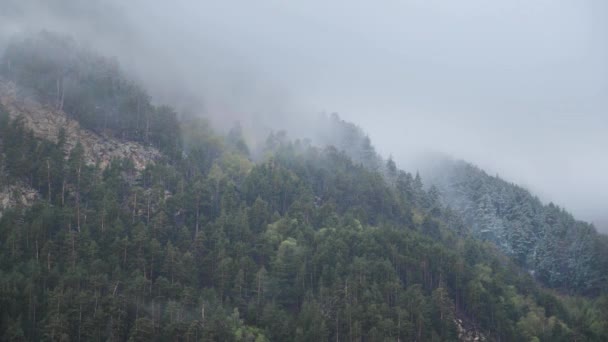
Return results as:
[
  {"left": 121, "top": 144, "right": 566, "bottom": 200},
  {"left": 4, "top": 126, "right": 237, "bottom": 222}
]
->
[{"left": 1, "top": 0, "right": 606, "bottom": 230}]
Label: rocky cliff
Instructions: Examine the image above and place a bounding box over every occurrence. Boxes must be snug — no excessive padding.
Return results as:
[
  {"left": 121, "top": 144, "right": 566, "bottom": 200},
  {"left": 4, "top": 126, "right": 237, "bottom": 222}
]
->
[
  {"left": 0, "top": 80, "right": 161, "bottom": 171},
  {"left": 0, "top": 79, "right": 162, "bottom": 216},
  {"left": 0, "top": 183, "right": 38, "bottom": 219}
]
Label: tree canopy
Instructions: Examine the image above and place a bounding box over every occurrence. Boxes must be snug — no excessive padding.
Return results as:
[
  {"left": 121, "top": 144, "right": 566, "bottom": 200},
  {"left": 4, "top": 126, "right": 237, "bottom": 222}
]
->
[{"left": 0, "top": 32, "right": 607, "bottom": 341}]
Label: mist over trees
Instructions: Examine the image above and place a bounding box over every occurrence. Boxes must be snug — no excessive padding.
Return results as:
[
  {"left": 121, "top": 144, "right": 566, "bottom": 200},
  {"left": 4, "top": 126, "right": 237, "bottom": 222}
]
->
[
  {"left": 314, "top": 112, "right": 608, "bottom": 296},
  {"left": 0, "top": 32, "right": 607, "bottom": 342},
  {"left": 2, "top": 0, "right": 607, "bottom": 230},
  {"left": 1, "top": 32, "right": 181, "bottom": 158},
  {"left": 424, "top": 160, "right": 608, "bottom": 295}
]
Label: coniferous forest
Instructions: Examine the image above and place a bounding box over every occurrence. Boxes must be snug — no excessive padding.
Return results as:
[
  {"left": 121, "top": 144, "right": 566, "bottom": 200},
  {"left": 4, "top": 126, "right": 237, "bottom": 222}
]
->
[{"left": 0, "top": 32, "right": 607, "bottom": 342}]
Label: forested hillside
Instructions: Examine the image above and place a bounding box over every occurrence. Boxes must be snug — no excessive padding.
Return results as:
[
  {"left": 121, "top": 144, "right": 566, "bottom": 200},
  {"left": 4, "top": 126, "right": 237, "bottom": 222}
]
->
[
  {"left": 1, "top": 31, "right": 181, "bottom": 159},
  {"left": 1, "top": 32, "right": 607, "bottom": 342},
  {"left": 424, "top": 159, "right": 608, "bottom": 295},
  {"left": 317, "top": 114, "right": 608, "bottom": 297}
]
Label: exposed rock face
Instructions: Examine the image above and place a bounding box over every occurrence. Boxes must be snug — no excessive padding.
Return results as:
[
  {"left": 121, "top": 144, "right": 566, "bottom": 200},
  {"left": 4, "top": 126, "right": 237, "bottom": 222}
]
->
[
  {"left": 0, "top": 183, "right": 38, "bottom": 218},
  {"left": 455, "top": 318, "right": 487, "bottom": 342},
  {"left": 0, "top": 79, "right": 162, "bottom": 215},
  {"left": 0, "top": 80, "right": 161, "bottom": 170}
]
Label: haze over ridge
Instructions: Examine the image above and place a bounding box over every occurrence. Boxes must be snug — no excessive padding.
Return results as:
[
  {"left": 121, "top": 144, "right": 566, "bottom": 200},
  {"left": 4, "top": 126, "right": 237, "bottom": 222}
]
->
[{"left": 1, "top": 0, "right": 606, "bottom": 231}]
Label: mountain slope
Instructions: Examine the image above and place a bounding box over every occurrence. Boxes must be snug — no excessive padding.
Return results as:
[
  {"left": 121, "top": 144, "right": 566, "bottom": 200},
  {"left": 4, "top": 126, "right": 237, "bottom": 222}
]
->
[
  {"left": 0, "top": 80, "right": 161, "bottom": 171},
  {"left": 423, "top": 158, "right": 608, "bottom": 295},
  {"left": 1, "top": 31, "right": 607, "bottom": 342},
  {"left": 316, "top": 114, "right": 608, "bottom": 296}
]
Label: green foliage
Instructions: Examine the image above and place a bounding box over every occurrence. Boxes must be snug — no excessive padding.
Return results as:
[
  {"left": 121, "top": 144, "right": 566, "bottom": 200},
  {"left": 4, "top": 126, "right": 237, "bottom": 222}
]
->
[
  {"left": 0, "top": 35, "right": 605, "bottom": 341},
  {"left": 1, "top": 31, "right": 181, "bottom": 158},
  {"left": 430, "top": 160, "right": 608, "bottom": 295}
]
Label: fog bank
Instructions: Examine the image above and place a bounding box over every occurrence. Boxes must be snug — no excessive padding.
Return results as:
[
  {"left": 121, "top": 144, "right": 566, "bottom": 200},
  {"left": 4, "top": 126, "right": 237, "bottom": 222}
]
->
[{"left": 1, "top": 0, "right": 606, "bottom": 230}]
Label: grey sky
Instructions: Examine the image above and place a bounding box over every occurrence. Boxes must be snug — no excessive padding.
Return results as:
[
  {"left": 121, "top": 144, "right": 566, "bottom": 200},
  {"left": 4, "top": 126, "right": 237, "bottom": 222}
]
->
[{"left": 1, "top": 0, "right": 607, "bottom": 230}]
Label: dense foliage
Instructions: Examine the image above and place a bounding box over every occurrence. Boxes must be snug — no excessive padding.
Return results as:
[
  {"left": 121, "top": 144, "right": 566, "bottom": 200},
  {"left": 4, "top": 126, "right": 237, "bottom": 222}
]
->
[
  {"left": 0, "top": 33, "right": 607, "bottom": 341},
  {"left": 2, "top": 103, "right": 608, "bottom": 341},
  {"left": 427, "top": 160, "right": 608, "bottom": 295},
  {"left": 316, "top": 113, "right": 608, "bottom": 296},
  {"left": 1, "top": 32, "right": 181, "bottom": 158}
]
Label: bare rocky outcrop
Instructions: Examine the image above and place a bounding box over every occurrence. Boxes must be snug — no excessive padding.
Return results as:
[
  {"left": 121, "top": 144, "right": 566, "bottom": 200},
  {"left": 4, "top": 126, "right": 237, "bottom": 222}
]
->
[
  {"left": 0, "top": 79, "right": 163, "bottom": 215},
  {"left": 454, "top": 318, "right": 487, "bottom": 342},
  {"left": 0, "top": 80, "right": 161, "bottom": 170},
  {"left": 0, "top": 183, "right": 38, "bottom": 219}
]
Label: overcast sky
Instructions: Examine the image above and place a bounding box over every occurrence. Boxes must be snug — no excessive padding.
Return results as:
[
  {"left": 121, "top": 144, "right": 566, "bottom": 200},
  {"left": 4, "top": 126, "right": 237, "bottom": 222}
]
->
[{"left": 1, "top": 0, "right": 607, "bottom": 230}]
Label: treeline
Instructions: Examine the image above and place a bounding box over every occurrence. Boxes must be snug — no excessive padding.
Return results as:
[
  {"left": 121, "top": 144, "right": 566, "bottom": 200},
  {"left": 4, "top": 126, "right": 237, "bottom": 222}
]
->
[
  {"left": 320, "top": 113, "right": 608, "bottom": 297},
  {"left": 315, "top": 113, "right": 383, "bottom": 172},
  {"left": 427, "top": 160, "right": 608, "bottom": 295},
  {"left": 1, "top": 102, "right": 608, "bottom": 341},
  {"left": 1, "top": 31, "right": 181, "bottom": 158},
  {"left": 1, "top": 32, "right": 608, "bottom": 341}
]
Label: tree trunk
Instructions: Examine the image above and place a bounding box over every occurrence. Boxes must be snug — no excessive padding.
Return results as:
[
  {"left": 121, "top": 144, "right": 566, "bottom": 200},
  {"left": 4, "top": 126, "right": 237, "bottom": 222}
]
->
[
  {"left": 145, "top": 111, "right": 150, "bottom": 144},
  {"left": 59, "top": 77, "right": 65, "bottom": 111},
  {"left": 76, "top": 161, "right": 81, "bottom": 232},
  {"left": 71, "top": 232, "right": 76, "bottom": 268},
  {"left": 101, "top": 198, "right": 105, "bottom": 233},
  {"left": 195, "top": 194, "right": 200, "bottom": 235},
  {"left": 46, "top": 159, "right": 52, "bottom": 202},
  {"left": 132, "top": 192, "right": 137, "bottom": 223},
  {"left": 61, "top": 179, "right": 65, "bottom": 206},
  {"left": 147, "top": 193, "right": 151, "bottom": 226},
  {"left": 336, "top": 312, "right": 339, "bottom": 342},
  {"left": 123, "top": 241, "right": 127, "bottom": 266}
]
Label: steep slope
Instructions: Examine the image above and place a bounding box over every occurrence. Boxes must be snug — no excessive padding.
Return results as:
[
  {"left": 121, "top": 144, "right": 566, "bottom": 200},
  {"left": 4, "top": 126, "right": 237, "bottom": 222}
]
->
[
  {"left": 5, "top": 114, "right": 602, "bottom": 341},
  {"left": 314, "top": 113, "right": 384, "bottom": 172},
  {"left": 0, "top": 80, "right": 161, "bottom": 170},
  {"left": 423, "top": 158, "right": 608, "bottom": 295},
  {"left": 0, "top": 183, "right": 38, "bottom": 218},
  {"left": 0, "top": 31, "right": 176, "bottom": 217},
  {"left": 1, "top": 31, "right": 607, "bottom": 342},
  {"left": 1, "top": 31, "right": 182, "bottom": 160},
  {"left": 0, "top": 80, "right": 163, "bottom": 218},
  {"left": 316, "top": 113, "right": 608, "bottom": 296},
  {"left": 289, "top": 112, "right": 608, "bottom": 296}
]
